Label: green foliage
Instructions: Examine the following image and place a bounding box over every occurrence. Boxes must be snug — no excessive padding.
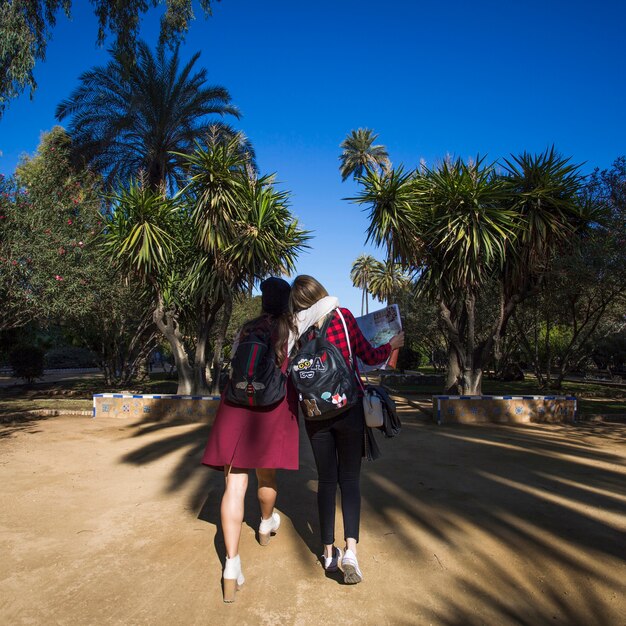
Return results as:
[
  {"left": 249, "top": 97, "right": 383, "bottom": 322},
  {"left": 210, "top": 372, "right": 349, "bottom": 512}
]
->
[
  {"left": 56, "top": 41, "right": 239, "bottom": 190},
  {"left": 44, "top": 346, "right": 97, "bottom": 368},
  {"left": 339, "top": 128, "right": 390, "bottom": 181},
  {"left": 1, "top": 127, "right": 104, "bottom": 326},
  {"left": 0, "top": 0, "right": 218, "bottom": 116},
  {"left": 104, "top": 183, "right": 181, "bottom": 277},
  {"left": 592, "top": 332, "right": 626, "bottom": 372},
  {"left": 179, "top": 127, "right": 310, "bottom": 294},
  {"left": 396, "top": 345, "right": 422, "bottom": 371},
  {"left": 9, "top": 344, "right": 45, "bottom": 383},
  {"left": 352, "top": 139, "right": 590, "bottom": 394},
  {"left": 350, "top": 254, "right": 378, "bottom": 315},
  {"left": 1, "top": 127, "right": 157, "bottom": 385}
]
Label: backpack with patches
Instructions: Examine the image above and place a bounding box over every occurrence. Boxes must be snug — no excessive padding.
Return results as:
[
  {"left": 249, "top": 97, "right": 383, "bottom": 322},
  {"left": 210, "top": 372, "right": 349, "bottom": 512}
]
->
[
  {"left": 290, "top": 309, "right": 359, "bottom": 420},
  {"left": 226, "top": 318, "right": 287, "bottom": 407}
]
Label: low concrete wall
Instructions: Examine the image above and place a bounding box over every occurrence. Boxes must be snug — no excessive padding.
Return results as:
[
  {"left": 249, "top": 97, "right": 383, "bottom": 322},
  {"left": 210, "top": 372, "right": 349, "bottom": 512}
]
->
[
  {"left": 381, "top": 372, "right": 445, "bottom": 387},
  {"left": 433, "top": 395, "right": 577, "bottom": 425},
  {"left": 93, "top": 393, "right": 221, "bottom": 423}
]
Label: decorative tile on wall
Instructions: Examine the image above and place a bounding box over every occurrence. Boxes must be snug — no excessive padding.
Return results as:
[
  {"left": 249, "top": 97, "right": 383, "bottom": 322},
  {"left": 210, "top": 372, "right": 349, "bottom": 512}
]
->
[
  {"left": 432, "top": 396, "right": 576, "bottom": 424},
  {"left": 93, "top": 394, "right": 221, "bottom": 423}
]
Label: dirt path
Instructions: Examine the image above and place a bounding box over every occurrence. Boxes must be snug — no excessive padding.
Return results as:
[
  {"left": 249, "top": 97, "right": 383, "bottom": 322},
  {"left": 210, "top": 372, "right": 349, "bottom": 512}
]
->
[{"left": 1, "top": 402, "right": 625, "bottom": 625}]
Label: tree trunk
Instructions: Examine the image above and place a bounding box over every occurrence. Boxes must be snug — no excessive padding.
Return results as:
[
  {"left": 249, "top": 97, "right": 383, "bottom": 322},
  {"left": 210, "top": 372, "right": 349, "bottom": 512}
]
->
[
  {"left": 193, "top": 302, "right": 211, "bottom": 395},
  {"left": 152, "top": 297, "right": 194, "bottom": 395},
  {"left": 462, "top": 368, "right": 483, "bottom": 395},
  {"left": 210, "top": 292, "right": 233, "bottom": 395},
  {"left": 445, "top": 347, "right": 462, "bottom": 393}
]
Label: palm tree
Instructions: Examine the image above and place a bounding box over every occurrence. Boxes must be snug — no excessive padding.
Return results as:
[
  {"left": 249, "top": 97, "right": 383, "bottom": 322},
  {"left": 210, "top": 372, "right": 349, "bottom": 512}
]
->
[
  {"left": 56, "top": 41, "right": 240, "bottom": 191},
  {"left": 350, "top": 254, "right": 379, "bottom": 315},
  {"left": 339, "top": 128, "right": 390, "bottom": 182},
  {"left": 369, "top": 259, "right": 409, "bottom": 305}
]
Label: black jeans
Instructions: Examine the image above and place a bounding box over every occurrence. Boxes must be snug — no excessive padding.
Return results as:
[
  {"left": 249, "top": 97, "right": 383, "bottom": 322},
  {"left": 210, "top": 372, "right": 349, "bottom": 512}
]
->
[{"left": 305, "top": 402, "right": 364, "bottom": 545}]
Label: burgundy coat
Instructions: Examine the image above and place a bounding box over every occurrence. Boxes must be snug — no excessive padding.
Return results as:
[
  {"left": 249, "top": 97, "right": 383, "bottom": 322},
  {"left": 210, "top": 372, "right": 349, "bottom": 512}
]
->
[{"left": 201, "top": 359, "right": 299, "bottom": 471}]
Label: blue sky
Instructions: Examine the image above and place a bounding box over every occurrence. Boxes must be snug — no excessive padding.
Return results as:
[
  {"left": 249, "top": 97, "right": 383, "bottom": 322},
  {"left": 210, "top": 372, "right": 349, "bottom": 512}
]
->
[{"left": 1, "top": 0, "right": 625, "bottom": 313}]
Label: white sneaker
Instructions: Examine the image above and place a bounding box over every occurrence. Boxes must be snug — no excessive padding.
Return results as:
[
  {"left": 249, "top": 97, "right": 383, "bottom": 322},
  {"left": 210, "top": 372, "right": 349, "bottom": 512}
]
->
[
  {"left": 322, "top": 546, "right": 342, "bottom": 572},
  {"left": 341, "top": 549, "right": 363, "bottom": 584},
  {"left": 258, "top": 511, "right": 281, "bottom": 546},
  {"left": 223, "top": 555, "right": 245, "bottom": 603}
]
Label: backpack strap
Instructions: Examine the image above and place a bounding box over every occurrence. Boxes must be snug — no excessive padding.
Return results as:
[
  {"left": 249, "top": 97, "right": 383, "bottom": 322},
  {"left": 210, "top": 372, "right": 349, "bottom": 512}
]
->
[{"left": 336, "top": 308, "right": 365, "bottom": 392}]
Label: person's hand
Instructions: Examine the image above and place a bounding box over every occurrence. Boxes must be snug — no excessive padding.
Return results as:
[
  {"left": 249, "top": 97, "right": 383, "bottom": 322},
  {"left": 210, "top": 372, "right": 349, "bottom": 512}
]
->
[{"left": 389, "top": 331, "right": 405, "bottom": 350}]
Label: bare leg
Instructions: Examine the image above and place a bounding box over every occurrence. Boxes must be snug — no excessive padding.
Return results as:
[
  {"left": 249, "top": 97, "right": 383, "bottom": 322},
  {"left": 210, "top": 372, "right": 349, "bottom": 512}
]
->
[
  {"left": 255, "top": 468, "right": 277, "bottom": 520},
  {"left": 221, "top": 466, "right": 249, "bottom": 559},
  {"left": 345, "top": 537, "right": 357, "bottom": 555}
]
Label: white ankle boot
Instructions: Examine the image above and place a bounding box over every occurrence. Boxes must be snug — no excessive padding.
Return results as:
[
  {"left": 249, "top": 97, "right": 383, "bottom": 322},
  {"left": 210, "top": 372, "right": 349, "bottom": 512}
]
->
[
  {"left": 258, "top": 511, "right": 281, "bottom": 546},
  {"left": 223, "top": 555, "right": 245, "bottom": 603}
]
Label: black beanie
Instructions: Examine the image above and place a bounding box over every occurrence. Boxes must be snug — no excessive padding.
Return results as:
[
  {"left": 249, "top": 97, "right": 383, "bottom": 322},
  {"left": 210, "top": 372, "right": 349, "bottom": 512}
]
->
[{"left": 260, "top": 277, "right": 291, "bottom": 316}]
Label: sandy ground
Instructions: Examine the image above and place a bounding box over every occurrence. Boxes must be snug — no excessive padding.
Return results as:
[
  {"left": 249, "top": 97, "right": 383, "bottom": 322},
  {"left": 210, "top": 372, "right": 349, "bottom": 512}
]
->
[{"left": 0, "top": 400, "right": 625, "bottom": 626}]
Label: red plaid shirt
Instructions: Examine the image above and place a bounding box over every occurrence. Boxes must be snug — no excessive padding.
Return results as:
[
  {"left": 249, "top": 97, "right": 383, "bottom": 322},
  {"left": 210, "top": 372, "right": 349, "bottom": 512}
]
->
[{"left": 325, "top": 307, "right": 391, "bottom": 376}]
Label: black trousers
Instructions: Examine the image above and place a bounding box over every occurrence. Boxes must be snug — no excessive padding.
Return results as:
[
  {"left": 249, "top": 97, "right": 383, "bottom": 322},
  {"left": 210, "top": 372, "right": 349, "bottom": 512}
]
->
[{"left": 305, "top": 402, "right": 364, "bottom": 545}]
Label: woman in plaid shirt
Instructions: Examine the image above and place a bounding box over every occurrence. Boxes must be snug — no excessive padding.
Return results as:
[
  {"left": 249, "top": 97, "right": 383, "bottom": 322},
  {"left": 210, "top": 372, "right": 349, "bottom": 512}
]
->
[{"left": 289, "top": 275, "right": 404, "bottom": 584}]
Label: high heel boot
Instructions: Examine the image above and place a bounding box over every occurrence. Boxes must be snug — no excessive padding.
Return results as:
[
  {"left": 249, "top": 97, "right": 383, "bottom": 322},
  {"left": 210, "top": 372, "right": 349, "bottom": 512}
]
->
[{"left": 223, "top": 554, "right": 245, "bottom": 603}]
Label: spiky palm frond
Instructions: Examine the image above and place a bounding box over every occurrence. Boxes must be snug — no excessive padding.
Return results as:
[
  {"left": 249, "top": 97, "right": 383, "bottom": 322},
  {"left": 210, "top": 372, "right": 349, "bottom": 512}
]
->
[
  {"left": 501, "top": 147, "right": 585, "bottom": 295},
  {"left": 102, "top": 182, "right": 182, "bottom": 278}
]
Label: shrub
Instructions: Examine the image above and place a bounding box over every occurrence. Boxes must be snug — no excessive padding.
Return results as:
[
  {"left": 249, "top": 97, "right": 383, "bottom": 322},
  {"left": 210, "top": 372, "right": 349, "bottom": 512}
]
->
[
  {"left": 44, "top": 346, "right": 98, "bottom": 369},
  {"left": 9, "top": 345, "right": 45, "bottom": 383},
  {"left": 397, "top": 346, "right": 422, "bottom": 372}
]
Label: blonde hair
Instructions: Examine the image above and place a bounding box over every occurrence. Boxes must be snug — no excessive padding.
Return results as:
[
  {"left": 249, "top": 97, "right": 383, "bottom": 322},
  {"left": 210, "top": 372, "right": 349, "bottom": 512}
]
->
[{"left": 289, "top": 275, "right": 329, "bottom": 313}]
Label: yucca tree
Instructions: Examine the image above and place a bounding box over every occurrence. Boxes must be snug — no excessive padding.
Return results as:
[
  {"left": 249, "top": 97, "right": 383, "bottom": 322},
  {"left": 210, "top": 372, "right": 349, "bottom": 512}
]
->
[
  {"left": 355, "top": 150, "right": 587, "bottom": 394},
  {"left": 357, "top": 157, "right": 515, "bottom": 394},
  {"left": 339, "top": 128, "right": 390, "bottom": 182},
  {"left": 350, "top": 254, "right": 379, "bottom": 315},
  {"left": 56, "top": 40, "right": 240, "bottom": 191},
  {"left": 500, "top": 148, "right": 585, "bottom": 301},
  {"left": 181, "top": 132, "right": 309, "bottom": 392},
  {"left": 102, "top": 127, "right": 309, "bottom": 394}
]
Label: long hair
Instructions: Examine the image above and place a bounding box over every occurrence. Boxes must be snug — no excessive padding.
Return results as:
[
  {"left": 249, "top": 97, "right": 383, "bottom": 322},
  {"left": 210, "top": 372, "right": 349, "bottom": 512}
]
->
[
  {"left": 289, "top": 275, "right": 329, "bottom": 313},
  {"left": 240, "top": 311, "right": 294, "bottom": 365}
]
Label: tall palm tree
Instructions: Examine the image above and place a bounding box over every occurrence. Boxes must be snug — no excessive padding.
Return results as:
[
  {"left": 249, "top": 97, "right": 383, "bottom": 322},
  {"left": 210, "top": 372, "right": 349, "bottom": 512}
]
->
[
  {"left": 339, "top": 128, "right": 390, "bottom": 182},
  {"left": 369, "top": 259, "right": 409, "bottom": 305},
  {"left": 350, "top": 254, "right": 379, "bottom": 315},
  {"left": 56, "top": 40, "right": 240, "bottom": 191}
]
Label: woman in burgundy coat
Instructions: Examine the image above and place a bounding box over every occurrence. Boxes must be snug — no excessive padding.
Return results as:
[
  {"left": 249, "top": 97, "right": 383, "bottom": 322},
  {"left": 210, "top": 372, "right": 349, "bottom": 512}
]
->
[{"left": 202, "top": 277, "right": 337, "bottom": 602}]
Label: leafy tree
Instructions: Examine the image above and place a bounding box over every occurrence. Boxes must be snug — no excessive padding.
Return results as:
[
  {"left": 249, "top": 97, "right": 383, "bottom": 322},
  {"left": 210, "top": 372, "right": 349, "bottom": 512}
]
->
[
  {"left": 104, "top": 128, "right": 310, "bottom": 394},
  {"left": 3, "top": 127, "right": 157, "bottom": 385},
  {"left": 0, "top": 0, "right": 219, "bottom": 116},
  {"left": 509, "top": 157, "right": 626, "bottom": 387},
  {"left": 56, "top": 40, "right": 239, "bottom": 190},
  {"left": 354, "top": 145, "right": 590, "bottom": 395},
  {"left": 339, "top": 128, "right": 390, "bottom": 182},
  {"left": 0, "top": 175, "right": 35, "bottom": 330}
]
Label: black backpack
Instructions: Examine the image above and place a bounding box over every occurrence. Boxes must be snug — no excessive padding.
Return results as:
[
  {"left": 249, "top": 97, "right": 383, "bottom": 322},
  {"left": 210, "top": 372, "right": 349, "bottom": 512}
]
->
[
  {"left": 226, "top": 318, "right": 287, "bottom": 407},
  {"left": 290, "top": 309, "right": 359, "bottom": 420}
]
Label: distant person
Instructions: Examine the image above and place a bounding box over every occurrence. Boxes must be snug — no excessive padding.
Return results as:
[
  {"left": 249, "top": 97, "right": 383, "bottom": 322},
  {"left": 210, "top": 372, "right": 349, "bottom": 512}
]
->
[
  {"left": 201, "top": 277, "right": 337, "bottom": 602},
  {"left": 289, "top": 275, "right": 404, "bottom": 584}
]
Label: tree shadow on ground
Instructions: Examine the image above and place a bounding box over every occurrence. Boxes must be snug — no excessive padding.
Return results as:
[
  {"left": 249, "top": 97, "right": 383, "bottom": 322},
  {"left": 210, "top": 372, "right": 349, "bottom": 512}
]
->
[
  {"left": 0, "top": 414, "right": 52, "bottom": 439},
  {"left": 117, "top": 403, "right": 626, "bottom": 624}
]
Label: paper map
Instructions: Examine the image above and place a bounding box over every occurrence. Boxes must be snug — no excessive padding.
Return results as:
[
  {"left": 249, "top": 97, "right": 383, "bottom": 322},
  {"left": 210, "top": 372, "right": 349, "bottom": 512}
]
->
[{"left": 355, "top": 304, "right": 402, "bottom": 371}]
